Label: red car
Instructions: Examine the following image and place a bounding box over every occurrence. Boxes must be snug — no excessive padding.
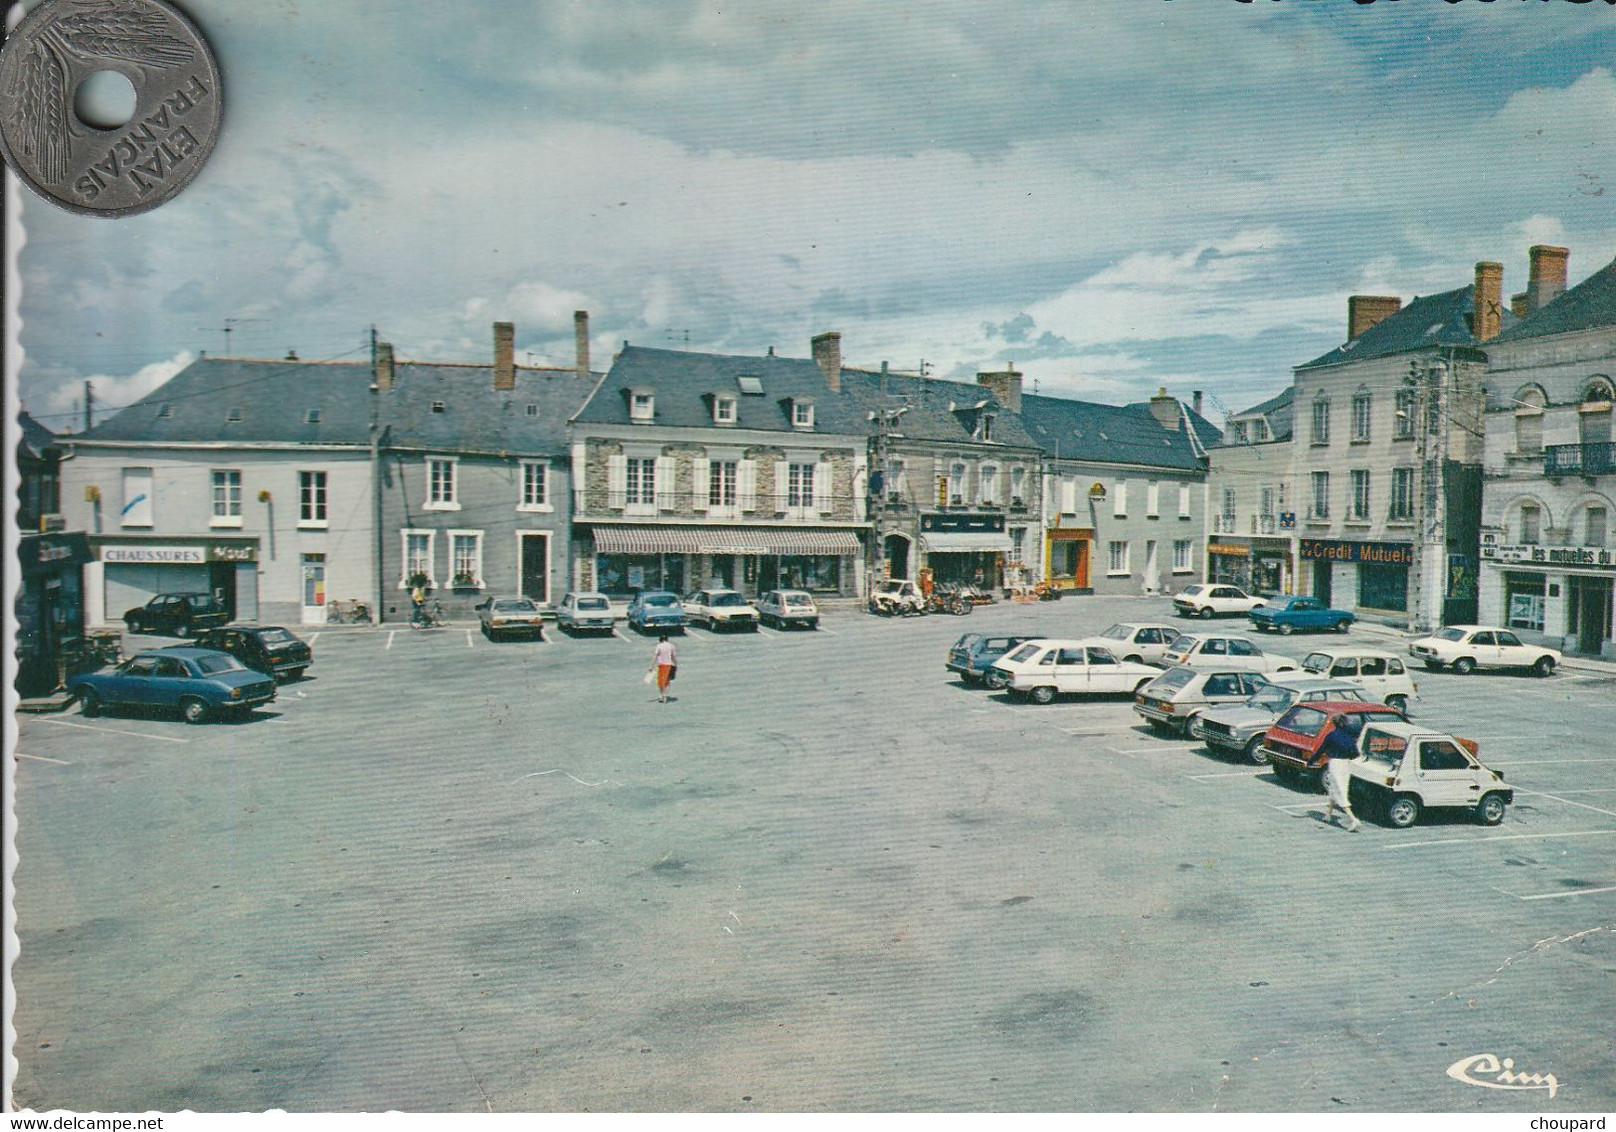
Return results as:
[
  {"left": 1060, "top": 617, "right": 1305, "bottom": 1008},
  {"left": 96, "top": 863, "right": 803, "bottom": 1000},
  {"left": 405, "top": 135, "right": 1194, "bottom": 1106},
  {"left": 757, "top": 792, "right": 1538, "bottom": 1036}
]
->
[{"left": 1263, "top": 700, "right": 1407, "bottom": 787}]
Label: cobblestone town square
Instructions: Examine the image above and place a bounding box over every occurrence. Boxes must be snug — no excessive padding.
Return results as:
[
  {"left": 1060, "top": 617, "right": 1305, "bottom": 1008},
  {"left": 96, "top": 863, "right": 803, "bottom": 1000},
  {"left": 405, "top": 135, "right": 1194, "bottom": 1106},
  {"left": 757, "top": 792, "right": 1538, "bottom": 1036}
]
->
[{"left": 10, "top": 597, "right": 1616, "bottom": 1112}]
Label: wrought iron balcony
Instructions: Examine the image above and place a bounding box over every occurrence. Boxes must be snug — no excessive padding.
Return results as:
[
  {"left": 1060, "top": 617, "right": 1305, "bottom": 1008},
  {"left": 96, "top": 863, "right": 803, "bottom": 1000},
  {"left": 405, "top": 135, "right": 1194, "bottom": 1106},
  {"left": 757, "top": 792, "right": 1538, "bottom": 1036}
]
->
[{"left": 1544, "top": 442, "right": 1616, "bottom": 478}]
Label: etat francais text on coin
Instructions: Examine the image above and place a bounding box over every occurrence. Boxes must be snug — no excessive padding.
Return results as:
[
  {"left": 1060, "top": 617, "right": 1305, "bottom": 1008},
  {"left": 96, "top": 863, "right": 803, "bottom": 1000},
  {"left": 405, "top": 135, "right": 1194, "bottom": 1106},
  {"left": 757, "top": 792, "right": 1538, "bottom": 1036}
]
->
[{"left": 0, "top": 0, "right": 221, "bottom": 217}]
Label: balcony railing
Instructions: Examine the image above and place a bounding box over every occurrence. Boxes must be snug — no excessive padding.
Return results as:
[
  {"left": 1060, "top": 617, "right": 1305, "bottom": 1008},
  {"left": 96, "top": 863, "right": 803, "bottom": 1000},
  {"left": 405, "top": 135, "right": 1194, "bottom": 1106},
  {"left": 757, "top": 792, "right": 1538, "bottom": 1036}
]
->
[
  {"left": 1211, "top": 514, "right": 1237, "bottom": 533},
  {"left": 1544, "top": 442, "right": 1616, "bottom": 477},
  {"left": 1251, "top": 514, "right": 1276, "bottom": 535},
  {"left": 573, "top": 488, "right": 862, "bottom": 522}
]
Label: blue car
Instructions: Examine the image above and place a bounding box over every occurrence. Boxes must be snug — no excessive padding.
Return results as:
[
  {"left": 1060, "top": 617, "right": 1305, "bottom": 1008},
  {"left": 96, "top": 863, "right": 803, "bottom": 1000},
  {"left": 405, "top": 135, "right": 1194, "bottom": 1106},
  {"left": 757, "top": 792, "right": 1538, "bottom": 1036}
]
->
[
  {"left": 1248, "top": 594, "right": 1355, "bottom": 636},
  {"left": 946, "top": 633, "right": 1036, "bottom": 689},
  {"left": 626, "top": 590, "right": 687, "bottom": 634},
  {"left": 69, "top": 647, "right": 277, "bottom": 724}
]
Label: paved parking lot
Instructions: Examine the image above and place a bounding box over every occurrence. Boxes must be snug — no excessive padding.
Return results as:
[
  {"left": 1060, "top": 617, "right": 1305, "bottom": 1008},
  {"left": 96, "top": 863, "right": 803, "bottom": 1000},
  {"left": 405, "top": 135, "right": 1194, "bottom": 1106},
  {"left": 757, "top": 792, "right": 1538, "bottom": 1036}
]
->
[{"left": 10, "top": 597, "right": 1615, "bottom": 1112}]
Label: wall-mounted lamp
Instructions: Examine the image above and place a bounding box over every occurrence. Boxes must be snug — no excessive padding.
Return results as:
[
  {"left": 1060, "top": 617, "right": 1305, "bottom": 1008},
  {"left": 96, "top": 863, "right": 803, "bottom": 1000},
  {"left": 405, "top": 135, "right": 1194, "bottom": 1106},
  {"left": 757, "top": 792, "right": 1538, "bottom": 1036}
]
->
[
  {"left": 258, "top": 489, "right": 272, "bottom": 503},
  {"left": 84, "top": 485, "right": 101, "bottom": 502}
]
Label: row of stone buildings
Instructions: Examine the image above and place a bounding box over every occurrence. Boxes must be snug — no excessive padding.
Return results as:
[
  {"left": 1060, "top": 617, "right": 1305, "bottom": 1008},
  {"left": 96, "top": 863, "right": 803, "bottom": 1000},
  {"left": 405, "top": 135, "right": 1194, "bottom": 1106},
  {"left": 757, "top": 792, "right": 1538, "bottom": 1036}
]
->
[
  {"left": 1208, "top": 246, "right": 1616, "bottom": 657},
  {"left": 37, "top": 316, "right": 1219, "bottom": 628}
]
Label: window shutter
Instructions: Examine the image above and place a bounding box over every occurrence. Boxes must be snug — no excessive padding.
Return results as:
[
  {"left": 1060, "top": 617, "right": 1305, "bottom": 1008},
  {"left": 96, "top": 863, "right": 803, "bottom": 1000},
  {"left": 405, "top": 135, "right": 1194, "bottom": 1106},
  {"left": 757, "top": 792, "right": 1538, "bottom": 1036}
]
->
[
  {"left": 1179, "top": 484, "right": 1191, "bottom": 517},
  {"left": 814, "top": 460, "right": 833, "bottom": 514},
  {"left": 775, "top": 461, "right": 790, "bottom": 512},
  {"left": 607, "top": 454, "right": 627, "bottom": 509},
  {"left": 690, "top": 458, "right": 709, "bottom": 512},
  {"left": 655, "top": 455, "right": 676, "bottom": 511},
  {"left": 1113, "top": 480, "right": 1127, "bottom": 518},
  {"left": 1060, "top": 478, "right": 1077, "bottom": 514},
  {"left": 737, "top": 460, "right": 758, "bottom": 512}
]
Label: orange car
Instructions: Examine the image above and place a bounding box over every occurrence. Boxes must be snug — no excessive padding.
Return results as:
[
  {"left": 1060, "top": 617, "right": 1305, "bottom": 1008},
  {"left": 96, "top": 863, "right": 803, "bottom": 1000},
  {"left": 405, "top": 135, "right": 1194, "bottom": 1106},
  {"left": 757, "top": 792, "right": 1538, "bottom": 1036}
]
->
[{"left": 1262, "top": 700, "right": 1407, "bottom": 787}]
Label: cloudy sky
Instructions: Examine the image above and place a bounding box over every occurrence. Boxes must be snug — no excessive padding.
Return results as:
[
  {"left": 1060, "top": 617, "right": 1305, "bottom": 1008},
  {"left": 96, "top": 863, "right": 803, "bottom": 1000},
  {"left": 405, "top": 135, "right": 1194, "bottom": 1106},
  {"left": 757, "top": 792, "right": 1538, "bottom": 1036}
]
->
[{"left": 12, "top": 0, "right": 1616, "bottom": 430}]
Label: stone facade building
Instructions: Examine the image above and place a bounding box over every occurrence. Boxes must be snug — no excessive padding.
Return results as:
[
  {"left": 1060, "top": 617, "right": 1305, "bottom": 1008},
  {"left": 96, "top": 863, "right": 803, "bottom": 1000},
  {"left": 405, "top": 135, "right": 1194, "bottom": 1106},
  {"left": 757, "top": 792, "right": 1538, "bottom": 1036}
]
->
[
  {"left": 1478, "top": 249, "right": 1616, "bottom": 656},
  {"left": 1205, "top": 388, "right": 1295, "bottom": 595}
]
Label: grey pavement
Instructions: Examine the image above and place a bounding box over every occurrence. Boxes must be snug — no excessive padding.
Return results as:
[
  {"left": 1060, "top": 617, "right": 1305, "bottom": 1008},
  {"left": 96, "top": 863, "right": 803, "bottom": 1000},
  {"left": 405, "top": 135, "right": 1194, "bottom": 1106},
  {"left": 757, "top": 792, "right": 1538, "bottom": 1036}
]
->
[{"left": 9, "top": 596, "right": 1614, "bottom": 1112}]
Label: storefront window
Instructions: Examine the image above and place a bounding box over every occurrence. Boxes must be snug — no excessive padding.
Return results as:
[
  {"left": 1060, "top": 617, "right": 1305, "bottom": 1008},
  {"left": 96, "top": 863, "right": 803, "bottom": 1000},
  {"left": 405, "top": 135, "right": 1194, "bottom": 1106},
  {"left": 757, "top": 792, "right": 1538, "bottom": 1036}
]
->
[
  {"left": 1358, "top": 562, "right": 1408, "bottom": 612},
  {"left": 1505, "top": 572, "right": 1546, "bottom": 631},
  {"left": 596, "top": 553, "right": 686, "bottom": 596}
]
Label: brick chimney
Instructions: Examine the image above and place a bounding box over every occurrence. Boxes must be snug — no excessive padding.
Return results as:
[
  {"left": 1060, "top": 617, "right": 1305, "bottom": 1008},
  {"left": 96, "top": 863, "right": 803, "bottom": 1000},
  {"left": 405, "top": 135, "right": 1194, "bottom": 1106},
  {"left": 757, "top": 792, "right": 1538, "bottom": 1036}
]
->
[
  {"left": 811, "top": 331, "right": 841, "bottom": 392},
  {"left": 493, "top": 321, "right": 515, "bottom": 391},
  {"left": 1148, "top": 386, "right": 1181, "bottom": 431},
  {"left": 975, "top": 366, "right": 1023, "bottom": 413},
  {"left": 1473, "top": 262, "right": 1504, "bottom": 343},
  {"left": 1348, "top": 295, "right": 1402, "bottom": 341},
  {"left": 574, "top": 310, "right": 590, "bottom": 378},
  {"left": 374, "top": 341, "right": 395, "bottom": 391},
  {"left": 1527, "top": 245, "right": 1569, "bottom": 313},
  {"left": 1192, "top": 390, "right": 1203, "bottom": 417},
  {"left": 1510, "top": 292, "right": 1530, "bottom": 319}
]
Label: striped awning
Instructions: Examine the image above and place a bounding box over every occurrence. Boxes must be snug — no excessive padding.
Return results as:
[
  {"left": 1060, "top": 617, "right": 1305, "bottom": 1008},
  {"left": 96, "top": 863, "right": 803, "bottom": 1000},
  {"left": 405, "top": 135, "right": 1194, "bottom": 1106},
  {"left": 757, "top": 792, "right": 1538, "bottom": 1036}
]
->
[
  {"left": 921, "top": 531, "right": 1012, "bottom": 554},
  {"left": 592, "top": 526, "right": 861, "bottom": 556}
]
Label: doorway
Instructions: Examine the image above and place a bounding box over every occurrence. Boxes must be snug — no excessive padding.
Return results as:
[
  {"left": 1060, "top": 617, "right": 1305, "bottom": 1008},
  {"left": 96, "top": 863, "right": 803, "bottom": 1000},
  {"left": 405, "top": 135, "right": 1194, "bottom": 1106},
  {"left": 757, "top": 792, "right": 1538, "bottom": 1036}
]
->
[
  {"left": 1143, "top": 540, "right": 1160, "bottom": 593},
  {"left": 884, "top": 534, "right": 911, "bottom": 579},
  {"left": 519, "top": 532, "right": 550, "bottom": 604},
  {"left": 301, "top": 553, "right": 327, "bottom": 625},
  {"left": 709, "top": 554, "right": 735, "bottom": 589},
  {"left": 209, "top": 561, "right": 238, "bottom": 619},
  {"left": 1568, "top": 575, "right": 1613, "bottom": 654},
  {"left": 1312, "top": 559, "right": 1333, "bottom": 605}
]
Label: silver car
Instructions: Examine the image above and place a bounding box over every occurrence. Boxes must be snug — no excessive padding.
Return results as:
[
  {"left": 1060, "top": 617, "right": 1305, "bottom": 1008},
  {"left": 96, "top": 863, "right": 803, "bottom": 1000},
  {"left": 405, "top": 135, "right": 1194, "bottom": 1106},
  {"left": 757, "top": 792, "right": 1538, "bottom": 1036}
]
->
[
  {"left": 1160, "top": 633, "right": 1300, "bottom": 674},
  {"left": 756, "top": 589, "right": 819, "bottom": 630},
  {"left": 1191, "top": 676, "right": 1367, "bottom": 764},
  {"left": 556, "top": 591, "right": 615, "bottom": 635},
  {"left": 1134, "top": 666, "right": 1269, "bottom": 737},
  {"left": 475, "top": 595, "right": 546, "bottom": 641},
  {"left": 1093, "top": 622, "right": 1182, "bottom": 665}
]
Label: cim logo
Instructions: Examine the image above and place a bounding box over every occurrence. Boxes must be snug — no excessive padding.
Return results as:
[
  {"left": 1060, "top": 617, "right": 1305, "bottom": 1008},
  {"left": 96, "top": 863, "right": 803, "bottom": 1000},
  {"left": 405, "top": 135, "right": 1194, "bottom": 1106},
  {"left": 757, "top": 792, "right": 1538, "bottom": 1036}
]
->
[{"left": 1447, "top": 1053, "right": 1560, "bottom": 1098}]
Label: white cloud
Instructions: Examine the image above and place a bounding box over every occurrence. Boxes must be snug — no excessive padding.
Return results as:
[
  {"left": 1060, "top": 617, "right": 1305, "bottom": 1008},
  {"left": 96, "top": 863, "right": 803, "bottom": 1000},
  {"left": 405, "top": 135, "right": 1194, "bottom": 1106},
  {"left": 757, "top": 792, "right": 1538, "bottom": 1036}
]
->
[{"left": 43, "top": 352, "right": 194, "bottom": 419}]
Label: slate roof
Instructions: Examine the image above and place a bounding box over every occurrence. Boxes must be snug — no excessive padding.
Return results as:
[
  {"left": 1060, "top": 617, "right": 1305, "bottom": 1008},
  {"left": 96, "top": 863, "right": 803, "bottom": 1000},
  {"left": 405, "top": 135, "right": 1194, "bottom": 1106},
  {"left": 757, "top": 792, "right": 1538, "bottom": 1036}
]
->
[
  {"left": 1017, "top": 392, "right": 1217, "bottom": 471},
  {"left": 572, "top": 345, "right": 870, "bottom": 435},
  {"left": 1493, "top": 256, "right": 1616, "bottom": 343},
  {"left": 17, "top": 410, "right": 57, "bottom": 458},
  {"left": 1298, "top": 286, "right": 1517, "bottom": 370},
  {"left": 838, "top": 368, "right": 1042, "bottom": 450},
  {"left": 1228, "top": 387, "right": 1294, "bottom": 443},
  {"left": 76, "top": 355, "right": 596, "bottom": 453}
]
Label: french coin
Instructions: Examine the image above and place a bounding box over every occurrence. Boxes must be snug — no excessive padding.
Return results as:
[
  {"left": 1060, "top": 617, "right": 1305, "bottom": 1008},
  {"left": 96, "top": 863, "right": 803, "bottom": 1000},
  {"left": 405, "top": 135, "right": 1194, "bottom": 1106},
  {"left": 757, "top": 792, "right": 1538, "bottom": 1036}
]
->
[{"left": 0, "top": 0, "right": 221, "bottom": 217}]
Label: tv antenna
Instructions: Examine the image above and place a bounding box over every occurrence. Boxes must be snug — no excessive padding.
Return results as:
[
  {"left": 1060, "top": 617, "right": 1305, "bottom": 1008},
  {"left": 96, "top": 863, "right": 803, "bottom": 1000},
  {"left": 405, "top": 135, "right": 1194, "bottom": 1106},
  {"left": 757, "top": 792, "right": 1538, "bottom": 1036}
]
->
[{"left": 198, "top": 317, "right": 267, "bottom": 357}]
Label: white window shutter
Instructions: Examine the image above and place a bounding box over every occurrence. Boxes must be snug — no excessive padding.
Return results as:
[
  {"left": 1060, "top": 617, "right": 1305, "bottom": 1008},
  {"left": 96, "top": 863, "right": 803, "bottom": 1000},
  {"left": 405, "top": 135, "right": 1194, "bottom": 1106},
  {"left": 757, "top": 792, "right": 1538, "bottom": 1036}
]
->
[
  {"left": 1113, "top": 480, "right": 1128, "bottom": 518},
  {"left": 814, "top": 460, "right": 833, "bottom": 514},
  {"left": 1061, "top": 477, "right": 1077, "bottom": 514},
  {"left": 775, "top": 461, "right": 790, "bottom": 512},
  {"left": 737, "top": 460, "right": 758, "bottom": 512},
  {"left": 607, "top": 454, "right": 627, "bottom": 509},
  {"left": 655, "top": 455, "right": 676, "bottom": 511},
  {"left": 1179, "top": 483, "right": 1192, "bottom": 517},
  {"left": 691, "top": 458, "right": 709, "bottom": 513}
]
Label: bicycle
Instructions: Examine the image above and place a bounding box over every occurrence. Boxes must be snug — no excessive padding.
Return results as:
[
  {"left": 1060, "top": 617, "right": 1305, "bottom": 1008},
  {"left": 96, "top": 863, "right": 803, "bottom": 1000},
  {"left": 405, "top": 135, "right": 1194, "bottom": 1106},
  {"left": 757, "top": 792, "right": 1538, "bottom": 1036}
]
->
[
  {"left": 327, "top": 598, "right": 373, "bottom": 624},
  {"left": 410, "top": 600, "right": 446, "bottom": 631}
]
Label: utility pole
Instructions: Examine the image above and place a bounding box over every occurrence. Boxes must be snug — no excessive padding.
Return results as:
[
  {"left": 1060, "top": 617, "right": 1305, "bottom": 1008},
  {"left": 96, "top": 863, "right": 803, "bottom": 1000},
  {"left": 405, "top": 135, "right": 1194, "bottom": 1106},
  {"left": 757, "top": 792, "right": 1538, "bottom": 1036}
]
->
[
  {"left": 369, "top": 325, "right": 386, "bottom": 625},
  {"left": 83, "top": 380, "right": 93, "bottom": 433},
  {"left": 1409, "top": 353, "right": 1452, "bottom": 633}
]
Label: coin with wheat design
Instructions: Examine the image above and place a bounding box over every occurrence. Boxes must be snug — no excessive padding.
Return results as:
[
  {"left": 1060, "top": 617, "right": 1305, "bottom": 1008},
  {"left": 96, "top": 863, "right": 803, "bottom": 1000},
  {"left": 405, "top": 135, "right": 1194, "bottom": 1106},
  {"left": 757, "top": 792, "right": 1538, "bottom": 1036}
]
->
[{"left": 0, "top": 0, "right": 221, "bottom": 216}]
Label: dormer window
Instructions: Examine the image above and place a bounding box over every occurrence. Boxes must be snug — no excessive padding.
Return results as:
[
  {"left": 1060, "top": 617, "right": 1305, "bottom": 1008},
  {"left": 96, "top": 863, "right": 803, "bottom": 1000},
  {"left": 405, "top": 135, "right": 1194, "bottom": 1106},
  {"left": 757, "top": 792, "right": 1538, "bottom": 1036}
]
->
[
  {"left": 526, "top": 404, "right": 539, "bottom": 417},
  {"left": 305, "top": 409, "right": 321, "bottom": 424},
  {"left": 736, "top": 374, "right": 764, "bottom": 395},
  {"left": 714, "top": 396, "right": 738, "bottom": 425},
  {"left": 431, "top": 401, "right": 446, "bottom": 414},
  {"left": 979, "top": 413, "right": 996, "bottom": 442},
  {"left": 226, "top": 406, "right": 243, "bottom": 422},
  {"left": 630, "top": 391, "right": 655, "bottom": 422},
  {"left": 156, "top": 403, "right": 172, "bottom": 419},
  {"left": 792, "top": 400, "right": 815, "bottom": 429}
]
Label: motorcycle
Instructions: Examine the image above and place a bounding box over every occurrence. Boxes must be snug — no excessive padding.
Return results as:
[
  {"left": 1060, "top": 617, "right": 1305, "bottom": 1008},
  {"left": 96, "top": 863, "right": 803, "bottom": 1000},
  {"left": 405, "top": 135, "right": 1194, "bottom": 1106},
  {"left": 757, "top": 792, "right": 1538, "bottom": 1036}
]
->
[{"left": 928, "top": 583, "right": 973, "bottom": 616}]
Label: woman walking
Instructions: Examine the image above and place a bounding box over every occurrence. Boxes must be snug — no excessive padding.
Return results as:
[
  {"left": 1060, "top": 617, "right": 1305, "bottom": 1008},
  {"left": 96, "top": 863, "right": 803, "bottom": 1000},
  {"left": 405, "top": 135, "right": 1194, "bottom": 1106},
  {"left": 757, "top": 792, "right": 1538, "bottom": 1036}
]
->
[
  {"left": 1320, "top": 713, "right": 1362, "bottom": 832},
  {"left": 650, "top": 633, "right": 678, "bottom": 704}
]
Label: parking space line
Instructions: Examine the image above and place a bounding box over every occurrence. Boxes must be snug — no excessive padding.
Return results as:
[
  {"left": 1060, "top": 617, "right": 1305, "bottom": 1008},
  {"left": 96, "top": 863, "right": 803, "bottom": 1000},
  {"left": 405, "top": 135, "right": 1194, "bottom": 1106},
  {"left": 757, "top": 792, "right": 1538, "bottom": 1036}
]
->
[
  {"left": 14, "top": 752, "right": 70, "bottom": 765},
  {"left": 1113, "top": 745, "right": 1184, "bottom": 755},
  {"left": 1531, "top": 787, "right": 1616, "bottom": 795},
  {"left": 1381, "top": 829, "right": 1616, "bottom": 850},
  {"left": 1514, "top": 884, "right": 1616, "bottom": 901},
  {"left": 1491, "top": 758, "right": 1616, "bottom": 765},
  {"left": 1267, "top": 801, "right": 1317, "bottom": 812},
  {"left": 466, "top": 629, "right": 475, "bottom": 648},
  {"left": 386, "top": 631, "right": 395, "bottom": 650},
  {"left": 816, "top": 627, "right": 838, "bottom": 636},
  {"left": 1512, "top": 788, "right": 1616, "bottom": 820},
  {"left": 1186, "top": 769, "right": 1264, "bottom": 781},
  {"left": 308, "top": 631, "right": 321, "bottom": 646},
  {"left": 30, "top": 717, "right": 190, "bottom": 744}
]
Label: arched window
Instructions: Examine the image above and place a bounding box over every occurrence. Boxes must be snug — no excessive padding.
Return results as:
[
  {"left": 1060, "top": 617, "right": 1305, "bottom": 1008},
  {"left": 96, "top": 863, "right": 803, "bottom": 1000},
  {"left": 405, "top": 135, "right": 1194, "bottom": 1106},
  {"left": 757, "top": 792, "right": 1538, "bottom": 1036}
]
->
[
  {"left": 1578, "top": 501, "right": 1609, "bottom": 548},
  {"left": 1581, "top": 376, "right": 1613, "bottom": 447},
  {"left": 1517, "top": 501, "right": 1543, "bottom": 546},
  {"left": 1514, "top": 385, "right": 1545, "bottom": 454}
]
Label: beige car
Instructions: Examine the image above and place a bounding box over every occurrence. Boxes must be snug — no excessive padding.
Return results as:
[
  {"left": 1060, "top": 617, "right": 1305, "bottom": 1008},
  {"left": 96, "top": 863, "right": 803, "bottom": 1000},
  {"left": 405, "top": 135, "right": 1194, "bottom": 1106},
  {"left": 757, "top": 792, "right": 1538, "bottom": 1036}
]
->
[{"left": 1299, "top": 647, "right": 1420, "bottom": 713}]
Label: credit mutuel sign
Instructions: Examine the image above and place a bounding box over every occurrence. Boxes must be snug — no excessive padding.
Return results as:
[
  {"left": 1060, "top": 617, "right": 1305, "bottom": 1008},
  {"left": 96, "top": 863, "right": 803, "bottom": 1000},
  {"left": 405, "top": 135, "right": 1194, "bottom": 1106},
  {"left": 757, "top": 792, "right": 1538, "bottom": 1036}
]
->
[{"left": 1297, "top": 538, "right": 1414, "bottom": 566}]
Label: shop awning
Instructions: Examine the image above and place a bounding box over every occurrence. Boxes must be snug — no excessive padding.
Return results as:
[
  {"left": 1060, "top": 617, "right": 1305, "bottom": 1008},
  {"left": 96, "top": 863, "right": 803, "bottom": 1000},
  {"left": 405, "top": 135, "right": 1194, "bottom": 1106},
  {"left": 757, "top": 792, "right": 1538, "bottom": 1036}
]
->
[
  {"left": 921, "top": 532, "right": 1012, "bottom": 554},
  {"left": 592, "top": 526, "right": 862, "bottom": 556}
]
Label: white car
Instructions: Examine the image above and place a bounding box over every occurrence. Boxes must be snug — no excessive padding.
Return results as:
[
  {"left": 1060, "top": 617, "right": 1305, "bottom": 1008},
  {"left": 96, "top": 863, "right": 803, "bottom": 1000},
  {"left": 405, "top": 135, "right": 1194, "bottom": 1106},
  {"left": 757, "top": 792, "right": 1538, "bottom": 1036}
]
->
[
  {"left": 1347, "top": 722, "right": 1512, "bottom": 827},
  {"left": 1407, "top": 625, "right": 1561, "bottom": 677},
  {"left": 555, "top": 591, "right": 615, "bottom": 634},
  {"left": 1160, "top": 633, "right": 1300, "bottom": 674},
  {"left": 1299, "top": 647, "right": 1421, "bottom": 713},
  {"left": 756, "top": 589, "right": 819, "bottom": 630},
  {"left": 988, "top": 639, "right": 1161, "bottom": 705},
  {"left": 1172, "top": 583, "right": 1266, "bottom": 619},
  {"left": 475, "top": 595, "right": 546, "bottom": 640},
  {"left": 1093, "top": 622, "right": 1182, "bottom": 665},
  {"left": 683, "top": 588, "right": 759, "bottom": 631}
]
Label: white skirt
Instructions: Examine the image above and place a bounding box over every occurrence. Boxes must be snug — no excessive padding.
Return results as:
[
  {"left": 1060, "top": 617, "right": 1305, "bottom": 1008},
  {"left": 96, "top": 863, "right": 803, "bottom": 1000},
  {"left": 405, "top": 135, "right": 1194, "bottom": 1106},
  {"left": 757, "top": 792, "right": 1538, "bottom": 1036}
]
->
[{"left": 1324, "top": 757, "right": 1354, "bottom": 808}]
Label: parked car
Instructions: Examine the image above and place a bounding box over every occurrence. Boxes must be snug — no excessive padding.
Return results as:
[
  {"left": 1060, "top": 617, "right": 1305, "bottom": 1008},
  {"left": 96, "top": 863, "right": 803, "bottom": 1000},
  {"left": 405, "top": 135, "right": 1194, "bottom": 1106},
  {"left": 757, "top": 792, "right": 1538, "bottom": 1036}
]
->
[
  {"left": 1160, "top": 633, "right": 1300, "bottom": 674},
  {"left": 684, "top": 588, "right": 759, "bottom": 631},
  {"left": 122, "top": 592, "right": 230, "bottom": 637},
  {"left": 70, "top": 647, "right": 276, "bottom": 724},
  {"left": 1262, "top": 700, "right": 1409, "bottom": 786},
  {"left": 1407, "top": 625, "right": 1561, "bottom": 677},
  {"left": 475, "top": 596, "right": 546, "bottom": 640},
  {"left": 756, "top": 589, "right": 819, "bottom": 630},
  {"left": 1191, "top": 677, "right": 1367, "bottom": 764},
  {"left": 1133, "top": 666, "right": 1270, "bottom": 736},
  {"left": 1248, "top": 594, "right": 1355, "bottom": 636},
  {"left": 1298, "top": 647, "right": 1421, "bottom": 713},
  {"left": 625, "top": 591, "right": 687, "bottom": 634},
  {"left": 555, "top": 591, "right": 615, "bottom": 634},
  {"left": 989, "top": 639, "right": 1161, "bottom": 704},
  {"left": 1348, "top": 721, "right": 1511, "bottom": 827},
  {"left": 191, "top": 625, "right": 313, "bottom": 681},
  {"left": 869, "top": 578, "right": 926, "bottom": 616},
  {"left": 947, "top": 633, "right": 1036, "bottom": 688},
  {"left": 1172, "top": 583, "right": 1266, "bottom": 619},
  {"left": 1093, "top": 622, "right": 1182, "bottom": 665}
]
